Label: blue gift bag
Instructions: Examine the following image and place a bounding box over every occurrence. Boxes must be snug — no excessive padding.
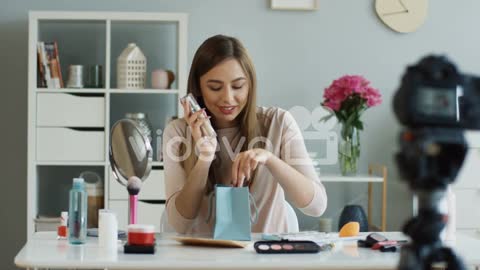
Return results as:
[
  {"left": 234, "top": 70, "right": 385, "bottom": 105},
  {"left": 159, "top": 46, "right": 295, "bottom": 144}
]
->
[{"left": 206, "top": 185, "right": 258, "bottom": 241}]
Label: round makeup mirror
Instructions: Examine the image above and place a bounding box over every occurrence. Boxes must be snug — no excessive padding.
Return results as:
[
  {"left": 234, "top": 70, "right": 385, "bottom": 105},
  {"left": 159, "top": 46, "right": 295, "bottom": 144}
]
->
[{"left": 109, "top": 119, "right": 153, "bottom": 186}]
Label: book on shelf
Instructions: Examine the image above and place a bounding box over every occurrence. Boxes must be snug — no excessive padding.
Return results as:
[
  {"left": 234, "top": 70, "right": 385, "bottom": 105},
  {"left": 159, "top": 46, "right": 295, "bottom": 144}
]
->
[
  {"left": 37, "top": 41, "right": 64, "bottom": 88},
  {"left": 36, "top": 45, "right": 46, "bottom": 87},
  {"left": 37, "top": 42, "right": 51, "bottom": 88}
]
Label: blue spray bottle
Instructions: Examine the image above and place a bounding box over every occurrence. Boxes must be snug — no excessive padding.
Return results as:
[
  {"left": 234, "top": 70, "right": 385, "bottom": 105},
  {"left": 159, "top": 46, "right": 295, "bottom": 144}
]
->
[{"left": 68, "top": 177, "right": 87, "bottom": 244}]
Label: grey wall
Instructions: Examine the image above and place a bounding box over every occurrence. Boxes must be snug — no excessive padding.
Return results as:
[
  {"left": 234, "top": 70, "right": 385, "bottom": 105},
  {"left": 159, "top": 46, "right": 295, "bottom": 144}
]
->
[{"left": 2, "top": 0, "right": 480, "bottom": 269}]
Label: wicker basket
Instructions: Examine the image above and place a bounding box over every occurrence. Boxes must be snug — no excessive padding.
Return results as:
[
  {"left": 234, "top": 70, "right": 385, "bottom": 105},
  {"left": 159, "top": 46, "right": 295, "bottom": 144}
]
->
[{"left": 117, "top": 43, "right": 147, "bottom": 89}]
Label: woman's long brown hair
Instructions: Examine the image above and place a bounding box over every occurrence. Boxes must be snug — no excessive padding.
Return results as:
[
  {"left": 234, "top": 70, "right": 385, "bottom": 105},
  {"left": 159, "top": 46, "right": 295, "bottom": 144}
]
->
[{"left": 180, "top": 35, "right": 264, "bottom": 194}]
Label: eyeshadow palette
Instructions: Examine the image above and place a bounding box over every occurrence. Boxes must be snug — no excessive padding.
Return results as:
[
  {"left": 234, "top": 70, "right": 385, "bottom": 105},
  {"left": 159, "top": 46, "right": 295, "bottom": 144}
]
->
[{"left": 254, "top": 240, "right": 320, "bottom": 254}]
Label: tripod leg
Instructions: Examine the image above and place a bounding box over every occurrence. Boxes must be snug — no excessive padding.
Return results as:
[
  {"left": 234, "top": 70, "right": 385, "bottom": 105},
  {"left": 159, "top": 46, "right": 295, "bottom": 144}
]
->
[
  {"left": 440, "top": 247, "right": 466, "bottom": 270},
  {"left": 398, "top": 244, "right": 423, "bottom": 270}
]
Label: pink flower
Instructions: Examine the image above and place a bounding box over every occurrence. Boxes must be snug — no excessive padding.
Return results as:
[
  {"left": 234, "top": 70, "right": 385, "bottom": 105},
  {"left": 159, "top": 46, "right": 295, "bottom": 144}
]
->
[
  {"left": 362, "top": 86, "right": 382, "bottom": 107},
  {"left": 322, "top": 75, "right": 382, "bottom": 112}
]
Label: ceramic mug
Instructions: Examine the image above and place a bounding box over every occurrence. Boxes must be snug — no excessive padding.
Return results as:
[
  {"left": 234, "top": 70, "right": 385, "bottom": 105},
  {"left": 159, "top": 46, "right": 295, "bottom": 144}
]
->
[{"left": 151, "top": 69, "right": 175, "bottom": 89}]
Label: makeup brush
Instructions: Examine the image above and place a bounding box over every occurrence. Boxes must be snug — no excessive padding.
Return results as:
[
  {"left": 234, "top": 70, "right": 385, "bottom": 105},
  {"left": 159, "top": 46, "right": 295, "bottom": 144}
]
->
[{"left": 127, "top": 176, "right": 142, "bottom": 224}]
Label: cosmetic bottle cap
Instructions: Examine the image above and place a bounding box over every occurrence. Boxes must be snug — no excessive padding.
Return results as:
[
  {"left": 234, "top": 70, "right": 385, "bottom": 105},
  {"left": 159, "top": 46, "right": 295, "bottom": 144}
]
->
[
  {"left": 60, "top": 211, "right": 68, "bottom": 226},
  {"left": 73, "top": 177, "right": 84, "bottom": 183},
  {"left": 73, "top": 177, "right": 85, "bottom": 189}
]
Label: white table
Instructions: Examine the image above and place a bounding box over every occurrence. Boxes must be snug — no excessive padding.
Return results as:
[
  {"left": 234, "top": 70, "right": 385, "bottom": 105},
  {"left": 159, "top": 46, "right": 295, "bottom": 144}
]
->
[{"left": 15, "top": 232, "right": 480, "bottom": 270}]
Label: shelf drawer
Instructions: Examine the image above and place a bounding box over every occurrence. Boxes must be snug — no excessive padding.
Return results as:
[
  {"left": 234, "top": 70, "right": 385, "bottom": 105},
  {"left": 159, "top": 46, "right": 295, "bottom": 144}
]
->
[
  {"left": 109, "top": 169, "right": 166, "bottom": 200},
  {"left": 36, "top": 127, "right": 105, "bottom": 161},
  {"left": 455, "top": 189, "right": 480, "bottom": 229},
  {"left": 109, "top": 200, "right": 164, "bottom": 231},
  {"left": 453, "top": 148, "right": 480, "bottom": 189},
  {"left": 37, "top": 93, "right": 105, "bottom": 127}
]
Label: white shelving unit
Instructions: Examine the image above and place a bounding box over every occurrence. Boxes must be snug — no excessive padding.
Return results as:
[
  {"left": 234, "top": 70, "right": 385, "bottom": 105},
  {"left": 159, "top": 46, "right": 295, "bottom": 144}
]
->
[
  {"left": 321, "top": 164, "right": 387, "bottom": 231},
  {"left": 27, "top": 11, "right": 188, "bottom": 238},
  {"left": 321, "top": 175, "right": 383, "bottom": 183}
]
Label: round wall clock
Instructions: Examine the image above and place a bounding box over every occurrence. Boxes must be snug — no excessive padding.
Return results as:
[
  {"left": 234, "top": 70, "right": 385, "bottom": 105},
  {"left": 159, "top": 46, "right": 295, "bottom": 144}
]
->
[{"left": 375, "top": 0, "right": 428, "bottom": 33}]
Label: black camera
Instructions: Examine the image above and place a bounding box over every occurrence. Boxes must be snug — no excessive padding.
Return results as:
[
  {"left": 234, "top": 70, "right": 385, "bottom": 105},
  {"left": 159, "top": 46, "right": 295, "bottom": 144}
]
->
[
  {"left": 394, "top": 55, "right": 480, "bottom": 129},
  {"left": 394, "top": 55, "right": 480, "bottom": 190},
  {"left": 393, "top": 55, "right": 480, "bottom": 270}
]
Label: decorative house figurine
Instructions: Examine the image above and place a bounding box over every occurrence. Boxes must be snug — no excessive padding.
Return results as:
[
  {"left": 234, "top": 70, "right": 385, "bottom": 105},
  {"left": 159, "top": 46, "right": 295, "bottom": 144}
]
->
[{"left": 117, "top": 43, "right": 147, "bottom": 89}]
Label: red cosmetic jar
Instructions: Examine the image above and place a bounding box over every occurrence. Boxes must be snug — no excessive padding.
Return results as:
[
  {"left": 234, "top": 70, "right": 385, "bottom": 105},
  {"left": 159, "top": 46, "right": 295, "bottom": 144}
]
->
[{"left": 128, "top": 224, "right": 155, "bottom": 246}]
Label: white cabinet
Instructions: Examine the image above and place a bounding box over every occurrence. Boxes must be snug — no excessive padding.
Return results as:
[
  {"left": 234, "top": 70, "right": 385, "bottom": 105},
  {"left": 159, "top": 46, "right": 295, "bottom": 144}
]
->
[
  {"left": 455, "top": 189, "right": 480, "bottom": 229},
  {"left": 455, "top": 148, "right": 480, "bottom": 189},
  {"left": 27, "top": 11, "right": 187, "bottom": 238},
  {"left": 109, "top": 169, "right": 166, "bottom": 200},
  {"left": 453, "top": 131, "right": 480, "bottom": 231},
  {"left": 465, "top": 131, "right": 480, "bottom": 148},
  {"left": 109, "top": 167, "right": 167, "bottom": 232}
]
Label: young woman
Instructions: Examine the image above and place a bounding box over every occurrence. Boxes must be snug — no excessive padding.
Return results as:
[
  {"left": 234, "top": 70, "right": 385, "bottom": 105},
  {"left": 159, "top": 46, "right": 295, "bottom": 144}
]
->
[{"left": 163, "top": 35, "right": 327, "bottom": 234}]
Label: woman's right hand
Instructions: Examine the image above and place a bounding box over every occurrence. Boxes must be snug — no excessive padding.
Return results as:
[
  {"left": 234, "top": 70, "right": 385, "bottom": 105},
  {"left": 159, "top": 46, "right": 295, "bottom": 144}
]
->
[{"left": 181, "top": 99, "right": 217, "bottom": 161}]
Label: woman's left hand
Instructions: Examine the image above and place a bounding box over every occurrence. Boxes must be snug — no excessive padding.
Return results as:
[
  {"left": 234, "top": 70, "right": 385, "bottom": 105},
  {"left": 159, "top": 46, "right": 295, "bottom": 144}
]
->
[{"left": 231, "top": 148, "right": 272, "bottom": 187}]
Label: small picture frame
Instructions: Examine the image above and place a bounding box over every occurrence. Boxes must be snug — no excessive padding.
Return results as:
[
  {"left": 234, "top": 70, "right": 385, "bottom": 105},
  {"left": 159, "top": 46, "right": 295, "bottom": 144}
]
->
[{"left": 270, "top": 0, "right": 318, "bottom": 11}]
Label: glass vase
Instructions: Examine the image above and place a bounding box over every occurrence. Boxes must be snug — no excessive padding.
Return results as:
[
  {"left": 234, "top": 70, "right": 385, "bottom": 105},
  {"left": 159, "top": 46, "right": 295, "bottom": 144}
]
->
[{"left": 338, "top": 125, "right": 360, "bottom": 176}]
